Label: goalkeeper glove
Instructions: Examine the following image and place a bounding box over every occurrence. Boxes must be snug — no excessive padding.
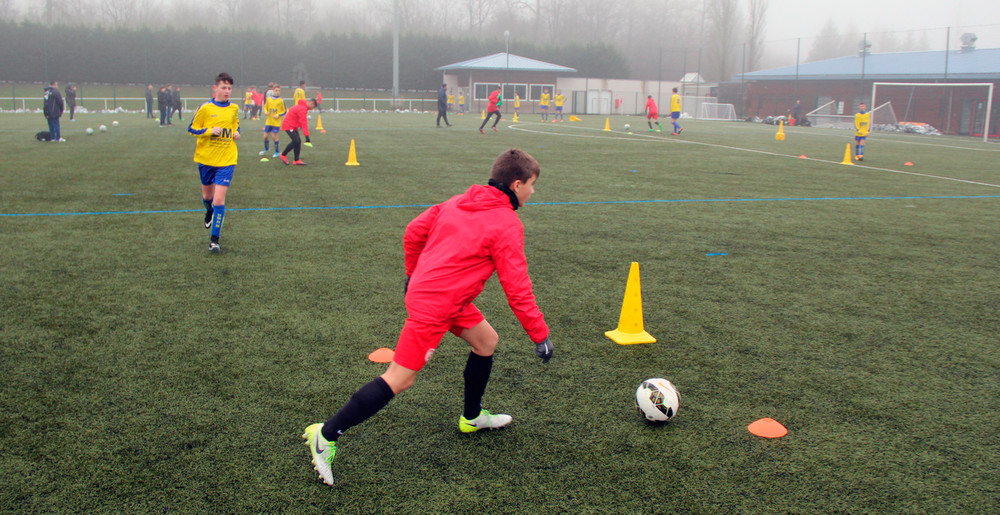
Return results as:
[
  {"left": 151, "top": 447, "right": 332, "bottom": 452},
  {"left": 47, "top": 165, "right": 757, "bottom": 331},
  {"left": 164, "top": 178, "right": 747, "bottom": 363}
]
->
[{"left": 534, "top": 337, "right": 553, "bottom": 363}]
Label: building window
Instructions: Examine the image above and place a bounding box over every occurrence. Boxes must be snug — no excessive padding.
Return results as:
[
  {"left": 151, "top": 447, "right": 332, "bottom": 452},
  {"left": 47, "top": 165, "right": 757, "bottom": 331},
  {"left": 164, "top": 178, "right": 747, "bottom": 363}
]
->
[
  {"left": 503, "top": 84, "right": 527, "bottom": 101},
  {"left": 529, "top": 84, "right": 555, "bottom": 101},
  {"left": 474, "top": 83, "right": 501, "bottom": 100}
]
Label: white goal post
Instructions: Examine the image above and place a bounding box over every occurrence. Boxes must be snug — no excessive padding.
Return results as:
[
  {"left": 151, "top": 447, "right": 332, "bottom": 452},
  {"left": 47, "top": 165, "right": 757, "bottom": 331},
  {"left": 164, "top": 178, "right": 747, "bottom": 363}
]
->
[
  {"left": 696, "top": 102, "right": 737, "bottom": 120},
  {"left": 872, "top": 82, "right": 994, "bottom": 142}
]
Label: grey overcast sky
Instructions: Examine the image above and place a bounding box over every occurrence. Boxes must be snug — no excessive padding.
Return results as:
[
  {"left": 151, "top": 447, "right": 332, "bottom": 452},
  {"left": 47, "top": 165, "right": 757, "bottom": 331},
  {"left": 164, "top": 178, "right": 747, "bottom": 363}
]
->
[{"left": 765, "top": 0, "right": 1000, "bottom": 45}]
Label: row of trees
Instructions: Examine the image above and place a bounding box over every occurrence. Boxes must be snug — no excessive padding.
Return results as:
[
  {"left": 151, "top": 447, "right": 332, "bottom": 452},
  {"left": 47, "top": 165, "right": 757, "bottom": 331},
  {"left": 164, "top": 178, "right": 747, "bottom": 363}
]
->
[{"left": 0, "top": 20, "right": 628, "bottom": 89}]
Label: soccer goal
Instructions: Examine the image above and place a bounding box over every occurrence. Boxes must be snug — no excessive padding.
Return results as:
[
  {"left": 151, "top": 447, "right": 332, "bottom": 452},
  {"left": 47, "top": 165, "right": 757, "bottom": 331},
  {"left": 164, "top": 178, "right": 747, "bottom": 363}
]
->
[
  {"left": 872, "top": 82, "right": 994, "bottom": 142},
  {"left": 697, "top": 102, "right": 737, "bottom": 120},
  {"left": 805, "top": 100, "right": 897, "bottom": 131}
]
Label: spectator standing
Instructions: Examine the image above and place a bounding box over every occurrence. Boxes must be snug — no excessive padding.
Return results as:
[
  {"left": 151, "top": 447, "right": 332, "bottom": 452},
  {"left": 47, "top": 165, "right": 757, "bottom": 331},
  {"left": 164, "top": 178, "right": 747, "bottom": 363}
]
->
[
  {"left": 173, "top": 86, "right": 183, "bottom": 121},
  {"left": 437, "top": 83, "right": 451, "bottom": 128},
  {"left": 146, "top": 85, "right": 155, "bottom": 119},
  {"left": 65, "top": 83, "right": 77, "bottom": 122},
  {"left": 157, "top": 86, "right": 169, "bottom": 126},
  {"left": 43, "top": 81, "right": 65, "bottom": 142}
]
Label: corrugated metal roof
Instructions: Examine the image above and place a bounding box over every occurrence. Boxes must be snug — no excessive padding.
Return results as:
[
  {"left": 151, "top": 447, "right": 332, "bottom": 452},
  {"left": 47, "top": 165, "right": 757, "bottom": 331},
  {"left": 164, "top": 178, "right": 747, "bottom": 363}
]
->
[
  {"left": 436, "top": 53, "right": 577, "bottom": 73},
  {"left": 738, "top": 48, "right": 1000, "bottom": 81}
]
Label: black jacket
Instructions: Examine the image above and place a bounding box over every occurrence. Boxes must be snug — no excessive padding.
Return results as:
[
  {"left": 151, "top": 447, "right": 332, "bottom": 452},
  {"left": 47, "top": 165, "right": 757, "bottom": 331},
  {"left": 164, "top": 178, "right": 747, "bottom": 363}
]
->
[
  {"left": 172, "top": 89, "right": 181, "bottom": 108},
  {"left": 43, "top": 87, "right": 64, "bottom": 120},
  {"left": 437, "top": 87, "right": 447, "bottom": 111},
  {"left": 146, "top": 89, "right": 154, "bottom": 104},
  {"left": 65, "top": 86, "right": 76, "bottom": 107}
]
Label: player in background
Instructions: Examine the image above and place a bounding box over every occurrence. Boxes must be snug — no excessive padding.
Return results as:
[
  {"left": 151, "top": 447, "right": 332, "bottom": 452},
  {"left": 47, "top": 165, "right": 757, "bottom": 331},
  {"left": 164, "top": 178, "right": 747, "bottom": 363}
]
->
[
  {"left": 669, "top": 87, "right": 683, "bottom": 135},
  {"left": 188, "top": 72, "right": 241, "bottom": 253},
  {"left": 553, "top": 90, "right": 566, "bottom": 122},
  {"left": 645, "top": 95, "right": 663, "bottom": 132},
  {"left": 260, "top": 84, "right": 286, "bottom": 160},
  {"left": 539, "top": 88, "right": 551, "bottom": 121},
  {"left": 294, "top": 81, "right": 306, "bottom": 104},
  {"left": 447, "top": 89, "right": 455, "bottom": 112},
  {"left": 302, "top": 148, "right": 554, "bottom": 486},
  {"left": 479, "top": 86, "right": 502, "bottom": 133},
  {"left": 243, "top": 88, "right": 254, "bottom": 119},
  {"left": 513, "top": 92, "right": 520, "bottom": 117},
  {"left": 458, "top": 89, "right": 465, "bottom": 114},
  {"left": 279, "top": 97, "right": 317, "bottom": 165},
  {"left": 854, "top": 102, "right": 870, "bottom": 161}
]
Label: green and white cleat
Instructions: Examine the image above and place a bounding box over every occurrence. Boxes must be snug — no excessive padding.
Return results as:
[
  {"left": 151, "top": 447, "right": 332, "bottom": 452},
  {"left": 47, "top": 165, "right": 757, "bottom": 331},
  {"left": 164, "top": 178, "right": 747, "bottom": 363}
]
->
[
  {"left": 458, "top": 409, "right": 512, "bottom": 433},
  {"left": 302, "top": 423, "right": 336, "bottom": 485}
]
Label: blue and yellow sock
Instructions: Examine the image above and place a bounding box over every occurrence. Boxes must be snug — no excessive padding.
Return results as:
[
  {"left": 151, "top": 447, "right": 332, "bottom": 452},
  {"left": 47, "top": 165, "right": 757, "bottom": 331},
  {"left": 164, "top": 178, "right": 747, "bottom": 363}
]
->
[
  {"left": 211, "top": 205, "right": 225, "bottom": 238},
  {"left": 274, "top": 140, "right": 279, "bottom": 152}
]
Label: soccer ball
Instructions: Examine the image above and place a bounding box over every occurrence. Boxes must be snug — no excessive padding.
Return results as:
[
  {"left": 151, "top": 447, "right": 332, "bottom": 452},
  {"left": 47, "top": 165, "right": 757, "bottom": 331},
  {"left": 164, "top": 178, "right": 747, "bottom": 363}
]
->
[
  {"left": 112, "top": 121, "right": 119, "bottom": 127},
  {"left": 624, "top": 123, "right": 631, "bottom": 132},
  {"left": 86, "top": 128, "right": 94, "bottom": 135},
  {"left": 635, "top": 378, "right": 680, "bottom": 422},
  {"left": 99, "top": 125, "right": 108, "bottom": 132}
]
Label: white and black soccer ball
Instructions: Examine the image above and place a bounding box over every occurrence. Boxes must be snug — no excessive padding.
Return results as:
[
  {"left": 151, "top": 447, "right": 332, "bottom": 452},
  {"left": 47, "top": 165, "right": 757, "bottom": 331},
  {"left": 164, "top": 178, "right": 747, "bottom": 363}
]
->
[
  {"left": 112, "top": 121, "right": 119, "bottom": 127},
  {"left": 624, "top": 123, "right": 631, "bottom": 132},
  {"left": 86, "top": 127, "right": 94, "bottom": 135},
  {"left": 99, "top": 125, "right": 108, "bottom": 132},
  {"left": 636, "top": 378, "right": 680, "bottom": 422}
]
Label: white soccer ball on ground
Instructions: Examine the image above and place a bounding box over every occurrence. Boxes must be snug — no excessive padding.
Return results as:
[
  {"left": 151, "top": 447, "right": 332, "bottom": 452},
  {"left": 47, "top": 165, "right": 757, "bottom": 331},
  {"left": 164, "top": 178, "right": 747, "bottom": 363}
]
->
[
  {"left": 99, "top": 125, "right": 108, "bottom": 132},
  {"left": 112, "top": 121, "right": 119, "bottom": 127},
  {"left": 624, "top": 123, "right": 631, "bottom": 132},
  {"left": 635, "top": 378, "right": 680, "bottom": 422},
  {"left": 86, "top": 128, "right": 94, "bottom": 135}
]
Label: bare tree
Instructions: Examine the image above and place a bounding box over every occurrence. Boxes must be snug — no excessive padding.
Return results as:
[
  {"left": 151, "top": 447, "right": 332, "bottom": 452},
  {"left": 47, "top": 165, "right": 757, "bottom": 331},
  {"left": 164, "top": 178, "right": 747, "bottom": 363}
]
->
[
  {"left": 101, "top": 0, "right": 136, "bottom": 28},
  {"left": 807, "top": 19, "right": 853, "bottom": 62},
  {"left": 706, "top": 0, "right": 743, "bottom": 81},
  {"left": 464, "top": 0, "right": 497, "bottom": 34},
  {"left": 745, "top": 0, "right": 767, "bottom": 71},
  {"left": 0, "top": 0, "right": 18, "bottom": 21}
]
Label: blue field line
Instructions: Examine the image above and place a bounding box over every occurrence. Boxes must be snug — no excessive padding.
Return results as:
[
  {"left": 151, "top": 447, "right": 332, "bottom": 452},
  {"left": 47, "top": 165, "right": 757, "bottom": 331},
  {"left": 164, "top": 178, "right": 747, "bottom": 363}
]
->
[{"left": 2, "top": 195, "right": 999, "bottom": 218}]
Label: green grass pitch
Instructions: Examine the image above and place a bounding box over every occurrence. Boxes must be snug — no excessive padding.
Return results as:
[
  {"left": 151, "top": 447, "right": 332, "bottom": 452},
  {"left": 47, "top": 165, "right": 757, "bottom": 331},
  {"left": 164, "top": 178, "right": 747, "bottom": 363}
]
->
[{"left": 2, "top": 110, "right": 999, "bottom": 512}]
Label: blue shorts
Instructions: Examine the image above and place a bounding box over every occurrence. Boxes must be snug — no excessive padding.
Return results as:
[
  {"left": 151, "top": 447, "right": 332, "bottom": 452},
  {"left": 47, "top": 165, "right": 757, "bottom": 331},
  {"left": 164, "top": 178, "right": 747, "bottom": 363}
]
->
[
  {"left": 199, "top": 164, "right": 235, "bottom": 187},
  {"left": 855, "top": 136, "right": 867, "bottom": 143},
  {"left": 556, "top": 106, "right": 563, "bottom": 112},
  {"left": 263, "top": 125, "right": 281, "bottom": 133},
  {"left": 540, "top": 105, "right": 549, "bottom": 110},
  {"left": 671, "top": 111, "right": 680, "bottom": 120}
]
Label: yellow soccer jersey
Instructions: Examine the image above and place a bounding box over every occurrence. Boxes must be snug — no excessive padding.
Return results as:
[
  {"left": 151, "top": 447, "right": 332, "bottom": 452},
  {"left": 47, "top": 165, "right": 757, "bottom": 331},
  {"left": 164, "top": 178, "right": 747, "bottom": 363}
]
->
[
  {"left": 514, "top": 95, "right": 521, "bottom": 108},
  {"left": 189, "top": 100, "right": 240, "bottom": 167},
  {"left": 670, "top": 94, "right": 682, "bottom": 113},
  {"left": 264, "top": 96, "right": 286, "bottom": 127},
  {"left": 554, "top": 94, "right": 565, "bottom": 107},
  {"left": 244, "top": 91, "right": 253, "bottom": 105},
  {"left": 447, "top": 94, "right": 455, "bottom": 105},
  {"left": 458, "top": 94, "right": 465, "bottom": 105},
  {"left": 539, "top": 93, "right": 550, "bottom": 107},
  {"left": 855, "top": 111, "right": 871, "bottom": 137},
  {"left": 294, "top": 87, "right": 305, "bottom": 103}
]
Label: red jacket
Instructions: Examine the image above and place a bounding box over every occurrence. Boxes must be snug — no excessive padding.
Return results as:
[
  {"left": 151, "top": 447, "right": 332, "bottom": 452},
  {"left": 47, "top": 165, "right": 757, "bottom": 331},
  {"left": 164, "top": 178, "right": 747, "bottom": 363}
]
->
[
  {"left": 404, "top": 184, "right": 548, "bottom": 343},
  {"left": 645, "top": 97, "right": 658, "bottom": 116},
  {"left": 487, "top": 90, "right": 500, "bottom": 113},
  {"left": 280, "top": 99, "right": 310, "bottom": 136}
]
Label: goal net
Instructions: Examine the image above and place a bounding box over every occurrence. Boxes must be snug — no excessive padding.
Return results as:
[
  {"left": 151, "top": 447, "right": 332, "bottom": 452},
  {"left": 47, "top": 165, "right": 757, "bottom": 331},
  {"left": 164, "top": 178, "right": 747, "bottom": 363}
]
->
[
  {"left": 872, "top": 82, "right": 995, "bottom": 142},
  {"left": 805, "top": 100, "right": 897, "bottom": 131},
  {"left": 697, "top": 102, "right": 737, "bottom": 120}
]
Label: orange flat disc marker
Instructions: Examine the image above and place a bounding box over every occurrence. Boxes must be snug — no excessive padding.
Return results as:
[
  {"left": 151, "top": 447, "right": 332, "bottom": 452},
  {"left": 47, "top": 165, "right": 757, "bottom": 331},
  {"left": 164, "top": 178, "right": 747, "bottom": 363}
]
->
[
  {"left": 367, "top": 347, "right": 395, "bottom": 363},
  {"left": 748, "top": 418, "right": 787, "bottom": 438}
]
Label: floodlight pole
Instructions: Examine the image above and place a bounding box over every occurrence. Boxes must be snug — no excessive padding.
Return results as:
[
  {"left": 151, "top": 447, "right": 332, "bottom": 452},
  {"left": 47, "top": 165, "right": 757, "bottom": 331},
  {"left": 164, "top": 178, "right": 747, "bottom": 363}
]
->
[{"left": 392, "top": 0, "right": 400, "bottom": 108}]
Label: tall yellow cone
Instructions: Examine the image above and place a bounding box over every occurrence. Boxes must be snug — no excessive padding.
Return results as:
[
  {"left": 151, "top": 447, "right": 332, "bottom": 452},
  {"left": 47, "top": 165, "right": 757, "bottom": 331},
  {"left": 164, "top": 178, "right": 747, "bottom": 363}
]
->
[
  {"left": 512, "top": 112, "right": 519, "bottom": 122},
  {"left": 605, "top": 262, "right": 656, "bottom": 345},
  {"left": 345, "top": 139, "right": 360, "bottom": 166},
  {"left": 840, "top": 143, "right": 854, "bottom": 165},
  {"left": 775, "top": 120, "right": 785, "bottom": 141},
  {"left": 603, "top": 117, "right": 611, "bottom": 131},
  {"left": 316, "top": 114, "right": 326, "bottom": 133},
  {"left": 481, "top": 110, "right": 486, "bottom": 120}
]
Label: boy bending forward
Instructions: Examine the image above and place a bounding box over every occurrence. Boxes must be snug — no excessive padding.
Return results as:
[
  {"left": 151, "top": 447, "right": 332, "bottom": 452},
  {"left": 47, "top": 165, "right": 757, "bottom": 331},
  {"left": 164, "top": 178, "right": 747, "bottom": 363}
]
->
[{"left": 303, "top": 148, "right": 555, "bottom": 485}]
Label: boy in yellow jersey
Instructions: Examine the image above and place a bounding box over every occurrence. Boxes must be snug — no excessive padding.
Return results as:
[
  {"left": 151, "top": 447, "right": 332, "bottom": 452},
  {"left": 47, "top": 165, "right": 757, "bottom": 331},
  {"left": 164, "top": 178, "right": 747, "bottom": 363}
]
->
[
  {"left": 260, "top": 84, "right": 286, "bottom": 160},
  {"left": 514, "top": 93, "right": 520, "bottom": 116},
  {"left": 243, "top": 88, "right": 254, "bottom": 119},
  {"left": 669, "top": 87, "right": 684, "bottom": 135},
  {"left": 539, "top": 89, "right": 550, "bottom": 121},
  {"left": 458, "top": 90, "right": 465, "bottom": 114},
  {"left": 189, "top": 72, "right": 241, "bottom": 253},
  {"left": 854, "top": 102, "right": 870, "bottom": 161},
  {"left": 553, "top": 90, "right": 566, "bottom": 122},
  {"left": 294, "top": 81, "right": 306, "bottom": 104},
  {"left": 447, "top": 89, "right": 455, "bottom": 112}
]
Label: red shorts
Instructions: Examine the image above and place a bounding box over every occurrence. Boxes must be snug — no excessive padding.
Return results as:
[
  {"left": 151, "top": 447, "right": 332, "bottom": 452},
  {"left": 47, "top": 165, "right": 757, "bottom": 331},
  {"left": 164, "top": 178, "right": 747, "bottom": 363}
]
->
[
  {"left": 647, "top": 112, "right": 658, "bottom": 120},
  {"left": 392, "top": 303, "right": 485, "bottom": 371}
]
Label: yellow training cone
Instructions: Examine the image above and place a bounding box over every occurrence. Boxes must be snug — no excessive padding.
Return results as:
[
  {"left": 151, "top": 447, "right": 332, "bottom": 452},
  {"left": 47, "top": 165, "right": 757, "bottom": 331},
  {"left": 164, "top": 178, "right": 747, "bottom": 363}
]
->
[
  {"left": 345, "top": 139, "right": 360, "bottom": 166},
  {"left": 605, "top": 262, "right": 656, "bottom": 345},
  {"left": 840, "top": 143, "right": 854, "bottom": 165},
  {"left": 570, "top": 115, "right": 582, "bottom": 122},
  {"left": 316, "top": 114, "right": 326, "bottom": 133},
  {"left": 775, "top": 119, "right": 785, "bottom": 141},
  {"left": 481, "top": 110, "right": 486, "bottom": 120},
  {"left": 512, "top": 112, "right": 519, "bottom": 122},
  {"left": 603, "top": 117, "right": 611, "bottom": 131}
]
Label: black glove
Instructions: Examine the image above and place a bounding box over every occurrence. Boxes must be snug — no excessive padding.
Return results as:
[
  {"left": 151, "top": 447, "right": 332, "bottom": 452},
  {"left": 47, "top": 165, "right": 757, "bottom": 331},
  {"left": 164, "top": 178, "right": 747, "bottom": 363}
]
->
[
  {"left": 305, "top": 135, "right": 311, "bottom": 143},
  {"left": 404, "top": 276, "right": 410, "bottom": 295},
  {"left": 534, "top": 337, "right": 554, "bottom": 363}
]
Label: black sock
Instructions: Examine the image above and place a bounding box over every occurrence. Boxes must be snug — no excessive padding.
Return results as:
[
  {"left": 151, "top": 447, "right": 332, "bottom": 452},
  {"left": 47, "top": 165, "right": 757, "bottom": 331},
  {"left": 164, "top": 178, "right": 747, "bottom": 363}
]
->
[
  {"left": 463, "top": 352, "right": 494, "bottom": 420},
  {"left": 322, "top": 376, "right": 395, "bottom": 441}
]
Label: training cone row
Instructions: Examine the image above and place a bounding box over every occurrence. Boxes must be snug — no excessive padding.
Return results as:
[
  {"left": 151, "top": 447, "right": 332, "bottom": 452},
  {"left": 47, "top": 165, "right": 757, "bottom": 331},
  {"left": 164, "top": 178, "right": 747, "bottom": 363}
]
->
[
  {"left": 316, "top": 115, "right": 326, "bottom": 133},
  {"left": 345, "top": 139, "right": 360, "bottom": 166},
  {"left": 840, "top": 143, "right": 854, "bottom": 165},
  {"left": 605, "top": 262, "right": 656, "bottom": 345}
]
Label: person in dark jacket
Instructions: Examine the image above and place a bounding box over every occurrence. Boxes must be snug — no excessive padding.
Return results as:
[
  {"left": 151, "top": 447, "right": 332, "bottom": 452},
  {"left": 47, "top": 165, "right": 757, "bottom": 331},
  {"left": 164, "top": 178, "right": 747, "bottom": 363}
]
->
[
  {"left": 43, "top": 81, "right": 65, "bottom": 142},
  {"left": 146, "top": 85, "right": 154, "bottom": 119},
  {"left": 157, "top": 86, "right": 169, "bottom": 126},
  {"left": 172, "top": 86, "right": 183, "bottom": 121},
  {"left": 436, "top": 83, "right": 451, "bottom": 128},
  {"left": 65, "top": 83, "right": 77, "bottom": 121}
]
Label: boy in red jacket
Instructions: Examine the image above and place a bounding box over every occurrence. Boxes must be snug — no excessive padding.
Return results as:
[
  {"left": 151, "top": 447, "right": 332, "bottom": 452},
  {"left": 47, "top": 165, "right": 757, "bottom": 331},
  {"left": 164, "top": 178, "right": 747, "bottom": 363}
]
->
[
  {"left": 479, "top": 86, "right": 502, "bottom": 133},
  {"left": 279, "top": 97, "right": 317, "bottom": 165},
  {"left": 302, "top": 148, "right": 554, "bottom": 486}
]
